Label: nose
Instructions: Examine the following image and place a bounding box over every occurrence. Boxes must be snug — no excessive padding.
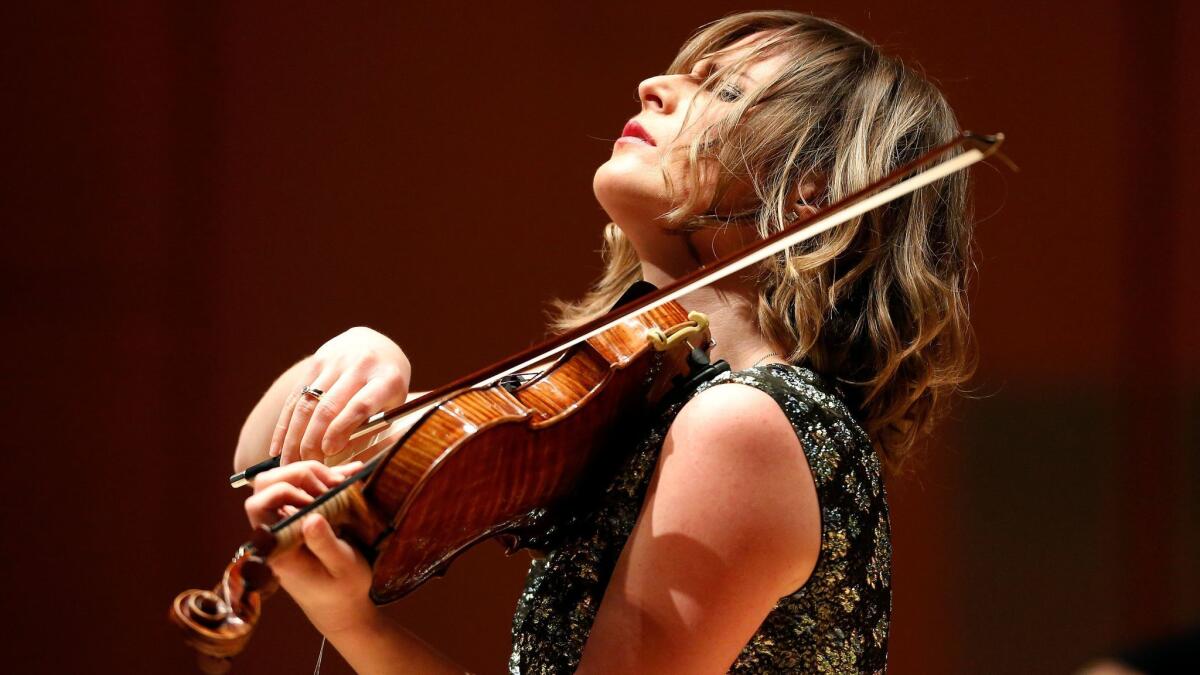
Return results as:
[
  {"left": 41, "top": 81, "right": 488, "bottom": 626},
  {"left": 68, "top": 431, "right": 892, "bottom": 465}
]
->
[{"left": 637, "top": 74, "right": 676, "bottom": 113}]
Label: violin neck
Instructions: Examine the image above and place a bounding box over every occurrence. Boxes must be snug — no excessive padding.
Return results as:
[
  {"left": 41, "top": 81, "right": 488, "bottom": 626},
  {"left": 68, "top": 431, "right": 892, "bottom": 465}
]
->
[{"left": 262, "top": 470, "right": 387, "bottom": 558}]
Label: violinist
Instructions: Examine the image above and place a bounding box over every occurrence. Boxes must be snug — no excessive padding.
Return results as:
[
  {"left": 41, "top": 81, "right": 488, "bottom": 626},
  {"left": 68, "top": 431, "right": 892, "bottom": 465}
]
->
[{"left": 232, "top": 11, "right": 974, "bottom": 674}]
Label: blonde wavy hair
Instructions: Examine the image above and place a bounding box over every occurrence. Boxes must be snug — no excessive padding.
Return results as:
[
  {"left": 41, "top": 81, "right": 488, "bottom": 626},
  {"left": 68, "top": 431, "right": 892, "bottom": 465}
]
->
[{"left": 553, "top": 11, "right": 975, "bottom": 470}]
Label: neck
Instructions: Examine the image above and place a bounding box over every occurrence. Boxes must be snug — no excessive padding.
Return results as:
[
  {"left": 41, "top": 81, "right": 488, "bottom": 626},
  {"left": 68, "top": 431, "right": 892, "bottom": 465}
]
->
[
  {"left": 625, "top": 224, "right": 781, "bottom": 372},
  {"left": 641, "top": 262, "right": 781, "bottom": 372}
]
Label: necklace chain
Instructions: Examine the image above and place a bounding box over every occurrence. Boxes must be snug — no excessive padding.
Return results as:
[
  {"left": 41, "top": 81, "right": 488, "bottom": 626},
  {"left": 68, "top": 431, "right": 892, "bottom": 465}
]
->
[{"left": 752, "top": 352, "right": 780, "bottom": 367}]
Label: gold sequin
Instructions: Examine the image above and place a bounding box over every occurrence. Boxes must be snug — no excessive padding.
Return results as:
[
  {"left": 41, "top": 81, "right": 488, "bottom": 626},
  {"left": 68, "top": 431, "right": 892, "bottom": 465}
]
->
[{"left": 510, "top": 365, "right": 891, "bottom": 674}]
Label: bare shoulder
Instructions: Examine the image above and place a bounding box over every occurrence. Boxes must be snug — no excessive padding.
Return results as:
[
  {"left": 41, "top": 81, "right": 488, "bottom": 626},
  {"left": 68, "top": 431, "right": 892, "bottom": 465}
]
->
[
  {"left": 664, "top": 382, "right": 821, "bottom": 584},
  {"left": 669, "top": 381, "right": 808, "bottom": 467},
  {"left": 576, "top": 382, "right": 821, "bottom": 673}
]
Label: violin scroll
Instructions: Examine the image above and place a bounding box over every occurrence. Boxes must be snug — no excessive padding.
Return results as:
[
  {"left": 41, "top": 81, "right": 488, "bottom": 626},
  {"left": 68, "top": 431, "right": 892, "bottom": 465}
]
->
[
  {"left": 169, "top": 540, "right": 276, "bottom": 674},
  {"left": 171, "top": 477, "right": 386, "bottom": 671}
]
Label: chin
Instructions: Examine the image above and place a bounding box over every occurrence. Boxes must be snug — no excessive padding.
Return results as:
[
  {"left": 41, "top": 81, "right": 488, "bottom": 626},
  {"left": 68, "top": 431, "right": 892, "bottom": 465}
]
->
[{"left": 593, "top": 156, "right": 669, "bottom": 225}]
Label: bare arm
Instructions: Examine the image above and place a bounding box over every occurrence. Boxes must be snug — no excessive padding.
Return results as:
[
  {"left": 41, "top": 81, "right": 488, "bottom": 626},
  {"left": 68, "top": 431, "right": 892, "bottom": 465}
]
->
[
  {"left": 234, "top": 356, "right": 309, "bottom": 472},
  {"left": 576, "top": 383, "right": 821, "bottom": 673},
  {"left": 323, "top": 610, "right": 465, "bottom": 675}
]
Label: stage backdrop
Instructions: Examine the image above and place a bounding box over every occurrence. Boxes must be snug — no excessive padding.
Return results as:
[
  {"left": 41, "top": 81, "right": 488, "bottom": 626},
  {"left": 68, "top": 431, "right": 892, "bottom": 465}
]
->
[{"left": 3, "top": 2, "right": 1197, "bottom": 673}]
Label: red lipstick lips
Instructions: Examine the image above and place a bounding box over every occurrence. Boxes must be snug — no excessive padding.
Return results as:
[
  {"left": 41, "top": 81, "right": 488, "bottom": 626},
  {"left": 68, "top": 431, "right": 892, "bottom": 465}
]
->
[{"left": 620, "top": 120, "right": 656, "bottom": 146}]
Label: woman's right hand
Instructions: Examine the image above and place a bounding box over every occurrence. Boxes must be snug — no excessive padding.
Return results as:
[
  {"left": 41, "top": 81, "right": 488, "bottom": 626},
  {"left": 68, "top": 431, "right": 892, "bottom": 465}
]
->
[{"left": 271, "top": 327, "right": 411, "bottom": 464}]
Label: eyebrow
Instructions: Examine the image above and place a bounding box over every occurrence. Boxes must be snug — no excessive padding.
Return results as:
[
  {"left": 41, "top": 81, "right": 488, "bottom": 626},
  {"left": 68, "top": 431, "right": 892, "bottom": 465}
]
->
[{"left": 695, "top": 56, "right": 759, "bottom": 86}]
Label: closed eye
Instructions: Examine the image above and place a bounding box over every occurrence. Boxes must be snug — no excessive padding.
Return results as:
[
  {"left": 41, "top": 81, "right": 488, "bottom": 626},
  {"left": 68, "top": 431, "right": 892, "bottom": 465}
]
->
[
  {"left": 717, "top": 84, "right": 743, "bottom": 102},
  {"left": 693, "top": 60, "right": 744, "bottom": 103}
]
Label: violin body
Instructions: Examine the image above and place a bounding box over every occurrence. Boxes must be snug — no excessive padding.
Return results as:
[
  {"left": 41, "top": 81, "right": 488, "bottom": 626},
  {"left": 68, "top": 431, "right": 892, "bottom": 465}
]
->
[
  {"left": 172, "top": 300, "right": 711, "bottom": 669},
  {"left": 365, "top": 301, "right": 701, "bottom": 601}
]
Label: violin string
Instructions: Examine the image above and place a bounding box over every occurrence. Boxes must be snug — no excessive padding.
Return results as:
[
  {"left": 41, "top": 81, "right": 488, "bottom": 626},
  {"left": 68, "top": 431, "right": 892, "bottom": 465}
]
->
[{"left": 313, "top": 636, "right": 326, "bottom": 675}]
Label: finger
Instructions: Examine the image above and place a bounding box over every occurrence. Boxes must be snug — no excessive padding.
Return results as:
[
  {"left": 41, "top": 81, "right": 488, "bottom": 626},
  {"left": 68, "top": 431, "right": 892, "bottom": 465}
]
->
[
  {"left": 301, "top": 514, "right": 363, "bottom": 579},
  {"left": 252, "top": 460, "right": 343, "bottom": 496},
  {"left": 270, "top": 545, "right": 330, "bottom": 586},
  {"left": 322, "top": 375, "right": 402, "bottom": 456},
  {"left": 269, "top": 390, "right": 299, "bottom": 459},
  {"left": 267, "top": 533, "right": 332, "bottom": 585},
  {"left": 299, "top": 366, "right": 369, "bottom": 461},
  {"left": 280, "top": 371, "right": 338, "bottom": 465},
  {"left": 253, "top": 460, "right": 360, "bottom": 495},
  {"left": 270, "top": 359, "right": 324, "bottom": 459},
  {"left": 333, "top": 461, "right": 365, "bottom": 474},
  {"left": 244, "top": 483, "right": 315, "bottom": 528}
]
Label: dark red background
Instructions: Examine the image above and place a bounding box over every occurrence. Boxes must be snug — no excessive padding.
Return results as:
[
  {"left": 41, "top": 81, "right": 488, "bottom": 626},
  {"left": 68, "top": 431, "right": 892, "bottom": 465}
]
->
[{"left": 3, "top": 2, "right": 1197, "bottom": 673}]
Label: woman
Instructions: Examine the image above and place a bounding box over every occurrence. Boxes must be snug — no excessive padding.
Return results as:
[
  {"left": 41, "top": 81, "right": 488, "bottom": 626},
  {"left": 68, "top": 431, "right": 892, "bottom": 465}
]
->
[{"left": 233, "top": 10, "right": 973, "bottom": 674}]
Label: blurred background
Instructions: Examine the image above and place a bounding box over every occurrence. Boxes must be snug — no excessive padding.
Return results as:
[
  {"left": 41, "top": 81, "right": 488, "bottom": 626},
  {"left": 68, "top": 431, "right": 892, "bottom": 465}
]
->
[{"left": 3, "top": 1, "right": 1197, "bottom": 673}]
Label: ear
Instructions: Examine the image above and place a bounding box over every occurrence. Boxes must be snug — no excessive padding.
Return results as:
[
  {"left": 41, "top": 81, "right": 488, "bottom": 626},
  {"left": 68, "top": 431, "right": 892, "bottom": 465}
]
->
[
  {"left": 790, "top": 203, "right": 819, "bottom": 221},
  {"left": 786, "top": 173, "right": 825, "bottom": 221}
]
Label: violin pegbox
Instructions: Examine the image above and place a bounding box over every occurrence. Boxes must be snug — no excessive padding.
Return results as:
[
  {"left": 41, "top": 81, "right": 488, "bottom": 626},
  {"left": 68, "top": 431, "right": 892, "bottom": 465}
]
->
[{"left": 169, "top": 541, "right": 277, "bottom": 674}]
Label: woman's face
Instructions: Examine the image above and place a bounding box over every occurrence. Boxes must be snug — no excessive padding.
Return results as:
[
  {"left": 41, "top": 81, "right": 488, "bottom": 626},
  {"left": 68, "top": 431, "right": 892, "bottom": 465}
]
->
[{"left": 593, "top": 32, "right": 789, "bottom": 230}]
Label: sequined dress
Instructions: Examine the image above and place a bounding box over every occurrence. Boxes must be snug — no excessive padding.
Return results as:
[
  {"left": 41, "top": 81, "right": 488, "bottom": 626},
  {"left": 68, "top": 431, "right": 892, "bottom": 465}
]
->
[{"left": 509, "top": 364, "right": 892, "bottom": 674}]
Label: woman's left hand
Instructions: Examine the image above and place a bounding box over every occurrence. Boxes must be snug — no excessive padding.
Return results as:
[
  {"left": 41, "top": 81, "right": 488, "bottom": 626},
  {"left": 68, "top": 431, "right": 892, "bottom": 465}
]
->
[{"left": 244, "top": 460, "right": 382, "bottom": 639}]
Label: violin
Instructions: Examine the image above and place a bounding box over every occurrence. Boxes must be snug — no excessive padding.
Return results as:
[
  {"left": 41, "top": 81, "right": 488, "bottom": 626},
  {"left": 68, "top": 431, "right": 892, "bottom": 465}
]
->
[{"left": 170, "top": 132, "right": 1004, "bottom": 673}]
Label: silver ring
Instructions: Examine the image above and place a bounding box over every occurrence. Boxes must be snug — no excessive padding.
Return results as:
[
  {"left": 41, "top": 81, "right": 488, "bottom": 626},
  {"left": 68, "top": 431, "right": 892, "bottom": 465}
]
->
[{"left": 300, "top": 385, "right": 325, "bottom": 400}]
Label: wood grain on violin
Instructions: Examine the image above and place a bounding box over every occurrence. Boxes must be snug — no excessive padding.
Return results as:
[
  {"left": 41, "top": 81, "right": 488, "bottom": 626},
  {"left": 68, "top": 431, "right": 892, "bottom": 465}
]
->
[{"left": 171, "top": 301, "right": 706, "bottom": 672}]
